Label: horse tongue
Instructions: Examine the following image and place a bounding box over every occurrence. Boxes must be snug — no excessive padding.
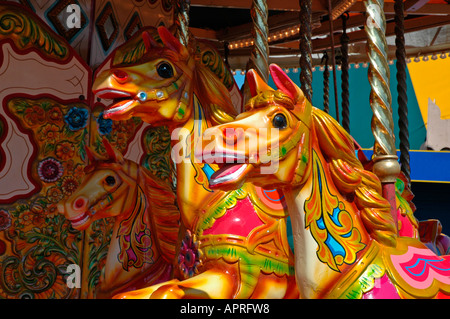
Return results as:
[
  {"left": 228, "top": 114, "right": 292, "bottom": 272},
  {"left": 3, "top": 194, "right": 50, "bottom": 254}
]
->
[
  {"left": 212, "top": 163, "right": 244, "bottom": 180},
  {"left": 209, "top": 163, "right": 252, "bottom": 190}
]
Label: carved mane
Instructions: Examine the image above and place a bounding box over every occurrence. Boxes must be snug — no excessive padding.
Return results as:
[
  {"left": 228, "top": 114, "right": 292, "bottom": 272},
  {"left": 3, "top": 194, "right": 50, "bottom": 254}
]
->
[
  {"left": 193, "top": 62, "right": 237, "bottom": 123},
  {"left": 311, "top": 108, "right": 397, "bottom": 247},
  {"left": 139, "top": 167, "right": 180, "bottom": 263}
]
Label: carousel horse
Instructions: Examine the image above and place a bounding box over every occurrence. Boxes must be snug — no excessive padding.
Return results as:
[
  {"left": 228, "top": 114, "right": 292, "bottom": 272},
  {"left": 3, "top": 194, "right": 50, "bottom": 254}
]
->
[
  {"left": 57, "top": 139, "right": 180, "bottom": 298},
  {"left": 93, "top": 27, "right": 298, "bottom": 299},
  {"left": 199, "top": 64, "right": 450, "bottom": 299}
]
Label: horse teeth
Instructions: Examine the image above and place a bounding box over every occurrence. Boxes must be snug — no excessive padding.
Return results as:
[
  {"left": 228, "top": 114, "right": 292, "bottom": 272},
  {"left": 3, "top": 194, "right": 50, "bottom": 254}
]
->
[{"left": 71, "top": 213, "right": 89, "bottom": 227}]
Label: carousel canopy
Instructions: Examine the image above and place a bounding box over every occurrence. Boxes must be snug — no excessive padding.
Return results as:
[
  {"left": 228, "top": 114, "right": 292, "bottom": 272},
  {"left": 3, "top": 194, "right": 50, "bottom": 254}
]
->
[{"left": 188, "top": 0, "right": 450, "bottom": 70}]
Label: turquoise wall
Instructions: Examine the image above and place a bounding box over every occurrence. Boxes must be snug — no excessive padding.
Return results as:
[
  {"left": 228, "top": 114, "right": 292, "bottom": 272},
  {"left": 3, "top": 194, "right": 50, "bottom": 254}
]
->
[{"left": 234, "top": 63, "right": 426, "bottom": 150}]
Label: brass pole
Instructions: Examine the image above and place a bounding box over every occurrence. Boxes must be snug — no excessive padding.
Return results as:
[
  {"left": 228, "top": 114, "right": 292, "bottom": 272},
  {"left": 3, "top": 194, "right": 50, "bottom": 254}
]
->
[
  {"left": 327, "top": 0, "right": 340, "bottom": 123},
  {"left": 364, "top": 0, "right": 400, "bottom": 230},
  {"left": 249, "top": 0, "right": 270, "bottom": 82},
  {"left": 175, "top": 0, "right": 190, "bottom": 47},
  {"left": 299, "top": 0, "right": 313, "bottom": 102}
]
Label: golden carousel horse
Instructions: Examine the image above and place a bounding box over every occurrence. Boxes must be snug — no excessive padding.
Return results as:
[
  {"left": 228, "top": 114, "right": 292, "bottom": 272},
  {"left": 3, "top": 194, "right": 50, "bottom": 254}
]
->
[
  {"left": 92, "top": 27, "right": 298, "bottom": 299},
  {"left": 57, "top": 139, "right": 179, "bottom": 298},
  {"left": 199, "top": 64, "right": 450, "bottom": 299}
]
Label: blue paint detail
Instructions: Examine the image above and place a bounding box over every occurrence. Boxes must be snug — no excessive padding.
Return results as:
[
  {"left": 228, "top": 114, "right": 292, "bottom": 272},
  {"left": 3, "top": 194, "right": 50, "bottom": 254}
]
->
[
  {"left": 286, "top": 216, "right": 294, "bottom": 254},
  {"left": 330, "top": 207, "right": 342, "bottom": 227},
  {"left": 317, "top": 162, "right": 322, "bottom": 193},
  {"left": 196, "top": 98, "right": 203, "bottom": 137},
  {"left": 263, "top": 189, "right": 285, "bottom": 202},
  {"left": 405, "top": 257, "right": 450, "bottom": 277},
  {"left": 325, "top": 234, "right": 346, "bottom": 260},
  {"left": 201, "top": 164, "right": 215, "bottom": 181},
  {"left": 341, "top": 231, "right": 352, "bottom": 238},
  {"left": 317, "top": 217, "right": 325, "bottom": 230}
]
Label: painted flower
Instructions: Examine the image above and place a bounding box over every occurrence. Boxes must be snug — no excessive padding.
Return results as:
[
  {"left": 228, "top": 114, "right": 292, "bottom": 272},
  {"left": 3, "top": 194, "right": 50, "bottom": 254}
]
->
[
  {"left": 178, "top": 230, "right": 202, "bottom": 279},
  {"left": 61, "top": 176, "right": 78, "bottom": 196},
  {"left": 73, "top": 164, "right": 85, "bottom": 180},
  {"left": 55, "top": 141, "right": 75, "bottom": 161},
  {"left": 24, "top": 105, "right": 46, "bottom": 126},
  {"left": 32, "top": 210, "right": 46, "bottom": 227},
  {"left": 97, "top": 112, "right": 113, "bottom": 135},
  {"left": 64, "top": 106, "right": 88, "bottom": 131},
  {"left": 0, "top": 209, "right": 12, "bottom": 231},
  {"left": 64, "top": 159, "right": 75, "bottom": 173},
  {"left": 47, "top": 106, "right": 63, "bottom": 123},
  {"left": 38, "top": 157, "right": 64, "bottom": 183},
  {"left": 46, "top": 204, "right": 59, "bottom": 219},
  {"left": 47, "top": 186, "right": 64, "bottom": 203},
  {"left": 38, "top": 123, "right": 60, "bottom": 143},
  {"left": 18, "top": 210, "right": 33, "bottom": 226}
]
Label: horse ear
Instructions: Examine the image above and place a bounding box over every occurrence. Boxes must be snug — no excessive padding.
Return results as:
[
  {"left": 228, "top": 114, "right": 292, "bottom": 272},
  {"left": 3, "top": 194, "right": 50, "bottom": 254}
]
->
[
  {"left": 157, "top": 26, "right": 188, "bottom": 57},
  {"left": 85, "top": 145, "right": 97, "bottom": 163},
  {"left": 269, "top": 64, "right": 304, "bottom": 102},
  {"left": 102, "top": 138, "right": 124, "bottom": 164},
  {"left": 246, "top": 69, "right": 272, "bottom": 97},
  {"left": 142, "top": 31, "right": 160, "bottom": 53}
]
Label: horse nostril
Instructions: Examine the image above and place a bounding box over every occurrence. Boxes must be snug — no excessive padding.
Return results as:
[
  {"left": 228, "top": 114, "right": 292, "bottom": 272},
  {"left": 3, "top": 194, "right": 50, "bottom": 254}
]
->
[
  {"left": 224, "top": 128, "right": 243, "bottom": 145},
  {"left": 112, "top": 70, "right": 129, "bottom": 82},
  {"left": 73, "top": 197, "right": 87, "bottom": 210}
]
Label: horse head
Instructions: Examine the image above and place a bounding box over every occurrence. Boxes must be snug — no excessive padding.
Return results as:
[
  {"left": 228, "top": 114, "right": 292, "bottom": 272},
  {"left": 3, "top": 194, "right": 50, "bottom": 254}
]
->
[
  {"left": 93, "top": 26, "right": 236, "bottom": 126},
  {"left": 57, "top": 138, "right": 139, "bottom": 230},
  {"left": 93, "top": 26, "right": 193, "bottom": 124},
  {"left": 201, "top": 64, "right": 397, "bottom": 250},
  {"left": 200, "top": 64, "right": 313, "bottom": 191}
]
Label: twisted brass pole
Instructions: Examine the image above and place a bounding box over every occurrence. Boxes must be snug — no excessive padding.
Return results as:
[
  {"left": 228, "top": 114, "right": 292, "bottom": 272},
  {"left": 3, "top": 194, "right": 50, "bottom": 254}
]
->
[
  {"left": 249, "top": 0, "right": 269, "bottom": 82},
  {"left": 341, "top": 13, "right": 350, "bottom": 133},
  {"left": 175, "top": 0, "right": 190, "bottom": 47},
  {"left": 299, "top": 0, "right": 313, "bottom": 102},
  {"left": 364, "top": 0, "right": 400, "bottom": 230},
  {"left": 322, "top": 52, "right": 330, "bottom": 114},
  {"left": 327, "top": 0, "right": 339, "bottom": 123},
  {"left": 394, "top": 0, "right": 411, "bottom": 187}
]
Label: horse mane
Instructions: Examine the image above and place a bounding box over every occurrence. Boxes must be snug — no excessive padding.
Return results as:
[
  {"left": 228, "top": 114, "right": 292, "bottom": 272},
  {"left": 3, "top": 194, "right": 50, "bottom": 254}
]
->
[
  {"left": 139, "top": 167, "right": 180, "bottom": 263},
  {"left": 311, "top": 107, "right": 397, "bottom": 247},
  {"left": 193, "top": 60, "right": 238, "bottom": 122}
]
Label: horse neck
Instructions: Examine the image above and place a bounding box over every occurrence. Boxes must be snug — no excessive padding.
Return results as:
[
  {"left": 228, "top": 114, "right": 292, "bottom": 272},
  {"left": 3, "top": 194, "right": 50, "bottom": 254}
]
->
[
  {"left": 106, "top": 166, "right": 160, "bottom": 276},
  {"left": 284, "top": 141, "right": 372, "bottom": 298},
  {"left": 169, "top": 91, "right": 227, "bottom": 228}
]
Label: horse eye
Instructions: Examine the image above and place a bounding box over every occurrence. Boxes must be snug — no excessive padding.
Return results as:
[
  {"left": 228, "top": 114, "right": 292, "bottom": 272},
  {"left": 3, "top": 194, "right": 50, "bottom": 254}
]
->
[
  {"left": 156, "top": 62, "right": 174, "bottom": 79},
  {"left": 272, "top": 113, "right": 287, "bottom": 129},
  {"left": 105, "top": 176, "right": 116, "bottom": 186}
]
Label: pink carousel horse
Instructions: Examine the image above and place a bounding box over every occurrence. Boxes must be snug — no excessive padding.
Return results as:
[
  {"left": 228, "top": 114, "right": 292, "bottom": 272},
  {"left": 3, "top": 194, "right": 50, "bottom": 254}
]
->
[
  {"left": 57, "top": 139, "right": 179, "bottom": 298},
  {"left": 199, "top": 64, "right": 450, "bottom": 299}
]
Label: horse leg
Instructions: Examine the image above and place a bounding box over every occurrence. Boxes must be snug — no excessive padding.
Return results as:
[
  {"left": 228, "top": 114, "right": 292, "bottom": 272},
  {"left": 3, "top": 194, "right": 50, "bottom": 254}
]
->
[
  {"left": 150, "top": 270, "right": 238, "bottom": 299},
  {"left": 112, "top": 279, "right": 181, "bottom": 299}
]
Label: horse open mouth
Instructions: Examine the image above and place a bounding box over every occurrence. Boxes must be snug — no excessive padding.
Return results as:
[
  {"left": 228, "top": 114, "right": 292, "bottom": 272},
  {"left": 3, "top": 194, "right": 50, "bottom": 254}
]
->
[
  {"left": 94, "top": 89, "right": 137, "bottom": 118},
  {"left": 207, "top": 153, "right": 253, "bottom": 190},
  {"left": 69, "top": 212, "right": 90, "bottom": 229}
]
